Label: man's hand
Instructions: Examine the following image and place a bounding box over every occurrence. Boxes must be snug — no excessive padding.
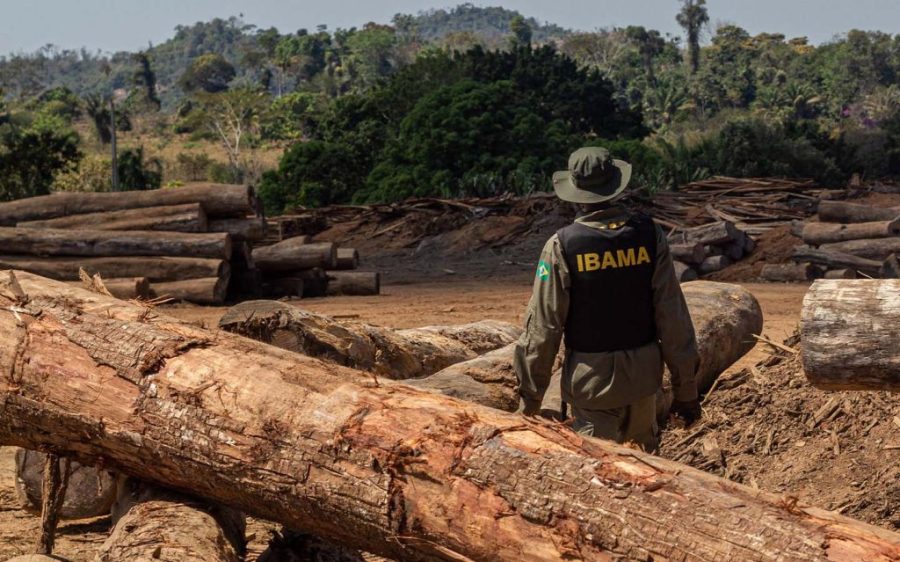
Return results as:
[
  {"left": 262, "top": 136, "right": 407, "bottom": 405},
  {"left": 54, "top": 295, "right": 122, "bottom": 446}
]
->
[{"left": 671, "top": 398, "right": 702, "bottom": 425}]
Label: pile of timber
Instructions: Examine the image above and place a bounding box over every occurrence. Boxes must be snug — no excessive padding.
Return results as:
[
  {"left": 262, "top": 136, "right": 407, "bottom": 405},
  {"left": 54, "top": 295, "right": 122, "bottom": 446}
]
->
[
  {"left": 250, "top": 235, "right": 379, "bottom": 298},
  {"left": 760, "top": 199, "right": 900, "bottom": 282},
  {"left": 666, "top": 220, "right": 756, "bottom": 280},
  {"left": 0, "top": 184, "right": 380, "bottom": 303}
]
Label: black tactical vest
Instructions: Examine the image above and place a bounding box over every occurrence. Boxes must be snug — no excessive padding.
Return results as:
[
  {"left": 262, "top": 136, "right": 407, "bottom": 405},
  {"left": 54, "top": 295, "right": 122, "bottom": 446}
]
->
[{"left": 557, "top": 214, "right": 658, "bottom": 353}]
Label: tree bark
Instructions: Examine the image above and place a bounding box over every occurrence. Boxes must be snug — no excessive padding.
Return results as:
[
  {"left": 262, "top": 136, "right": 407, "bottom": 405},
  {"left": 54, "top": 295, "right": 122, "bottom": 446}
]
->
[
  {"left": 0, "top": 228, "right": 232, "bottom": 260},
  {"left": 792, "top": 246, "right": 883, "bottom": 276},
  {"left": 819, "top": 238, "right": 900, "bottom": 261},
  {"left": 760, "top": 263, "right": 821, "bottom": 282},
  {"left": 673, "top": 261, "right": 698, "bottom": 282},
  {"left": 0, "top": 184, "right": 255, "bottom": 226},
  {"left": 253, "top": 240, "right": 336, "bottom": 273},
  {"left": 219, "top": 300, "right": 520, "bottom": 379},
  {"left": 98, "top": 480, "right": 245, "bottom": 562},
  {"left": 14, "top": 449, "right": 116, "bottom": 520},
  {"left": 151, "top": 277, "right": 229, "bottom": 305},
  {"left": 699, "top": 255, "right": 732, "bottom": 274},
  {"left": 17, "top": 203, "right": 208, "bottom": 233},
  {"left": 684, "top": 221, "right": 739, "bottom": 246},
  {"left": 801, "top": 279, "right": 900, "bottom": 392},
  {"left": 0, "top": 255, "right": 229, "bottom": 283},
  {"left": 669, "top": 243, "right": 705, "bottom": 265},
  {"left": 326, "top": 271, "right": 380, "bottom": 296},
  {"left": 36, "top": 453, "right": 68, "bottom": 555},
  {"left": 817, "top": 200, "right": 900, "bottom": 224},
  {"left": 823, "top": 269, "right": 857, "bottom": 279},
  {"left": 802, "top": 218, "right": 900, "bottom": 245},
  {"left": 333, "top": 248, "right": 360, "bottom": 270},
  {"left": 67, "top": 277, "right": 150, "bottom": 300},
  {"left": 208, "top": 217, "right": 267, "bottom": 242},
  {"left": 2, "top": 272, "right": 894, "bottom": 562}
]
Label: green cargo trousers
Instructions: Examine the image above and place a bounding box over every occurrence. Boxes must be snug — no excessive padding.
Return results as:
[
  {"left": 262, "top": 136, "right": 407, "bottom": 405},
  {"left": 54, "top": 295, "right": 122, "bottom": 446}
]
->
[{"left": 571, "top": 393, "right": 658, "bottom": 452}]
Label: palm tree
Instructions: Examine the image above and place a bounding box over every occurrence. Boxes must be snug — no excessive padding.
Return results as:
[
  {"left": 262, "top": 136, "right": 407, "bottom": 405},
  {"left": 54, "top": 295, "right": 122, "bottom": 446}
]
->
[{"left": 676, "top": 0, "right": 709, "bottom": 74}]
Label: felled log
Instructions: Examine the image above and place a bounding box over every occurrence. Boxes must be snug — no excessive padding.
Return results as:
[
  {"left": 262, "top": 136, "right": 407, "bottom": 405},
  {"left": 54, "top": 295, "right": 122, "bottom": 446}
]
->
[
  {"left": 0, "top": 255, "right": 229, "bottom": 283},
  {"left": 14, "top": 449, "right": 116, "bottom": 519},
  {"left": 219, "top": 300, "right": 519, "bottom": 379},
  {"left": 334, "top": 248, "right": 360, "bottom": 270},
  {"left": 17, "top": 203, "right": 208, "bottom": 233},
  {"left": 98, "top": 480, "right": 245, "bottom": 562},
  {"left": 673, "top": 261, "right": 698, "bottom": 282},
  {"left": 883, "top": 255, "right": 900, "bottom": 279},
  {"left": 151, "top": 277, "right": 229, "bottom": 305},
  {"left": 684, "top": 221, "right": 738, "bottom": 245},
  {"left": 817, "top": 200, "right": 900, "bottom": 223},
  {"left": 67, "top": 277, "right": 150, "bottom": 300},
  {"left": 824, "top": 269, "right": 857, "bottom": 279},
  {"left": 725, "top": 239, "right": 745, "bottom": 261},
  {"left": 263, "top": 277, "right": 306, "bottom": 299},
  {"left": 0, "top": 183, "right": 255, "bottom": 226},
  {"left": 4, "top": 273, "right": 890, "bottom": 562},
  {"left": 801, "top": 279, "right": 900, "bottom": 391},
  {"left": 208, "top": 217, "right": 267, "bottom": 242},
  {"left": 253, "top": 240, "right": 336, "bottom": 273},
  {"left": 819, "top": 238, "right": 900, "bottom": 261},
  {"left": 325, "top": 271, "right": 380, "bottom": 296},
  {"left": 760, "top": 263, "right": 821, "bottom": 282},
  {"left": 699, "top": 255, "right": 732, "bottom": 274},
  {"left": 792, "top": 246, "right": 883, "bottom": 276},
  {"left": 0, "top": 228, "right": 232, "bottom": 260},
  {"left": 802, "top": 218, "right": 900, "bottom": 245},
  {"left": 669, "top": 243, "right": 705, "bottom": 265}
]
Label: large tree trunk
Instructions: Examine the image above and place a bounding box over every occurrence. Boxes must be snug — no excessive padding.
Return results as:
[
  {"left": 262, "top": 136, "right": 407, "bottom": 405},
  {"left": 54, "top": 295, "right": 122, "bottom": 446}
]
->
[
  {"left": 673, "top": 261, "right": 699, "bottom": 282},
  {"left": 325, "top": 271, "right": 380, "bottom": 296},
  {"left": 819, "top": 238, "right": 900, "bottom": 261},
  {"left": 792, "top": 246, "right": 884, "bottom": 276},
  {"left": 801, "top": 279, "right": 900, "bottom": 391},
  {"left": 151, "top": 277, "right": 229, "bottom": 305},
  {"left": 0, "top": 228, "right": 232, "bottom": 260},
  {"left": 669, "top": 243, "right": 705, "bottom": 265},
  {"left": 0, "top": 255, "right": 229, "bottom": 283},
  {"left": 760, "top": 263, "right": 821, "bottom": 282},
  {"left": 219, "top": 300, "right": 520, "bottom": 379},
  {"left": 253, "top": 240, "right": 336, "bottom": 273},
  {"left": 208, "top": 217, "right": 267, "bottom": 242},
  {"left": 817, "top": 200, "right": 900, "bottom": 224},
  {"left": 802, "top": 218, "right": 900, "bottom": 245},
  {"left": 0, "top": 183, "right": 255, "bottom": 226},
  {"left": 17, "top": 203, "right": 208, "bottom": 233},
  {"left": 98, "top": 480, "right": 245, "bottom": 562},
  {"left": 1, "top": 271, "right": 896, "bottom": 562},
  {"left": 683, "top": 221, "right": 739, "bottom": 246},
  {"left": 334, "top": 248, "right": 360, "bottom": 270}
]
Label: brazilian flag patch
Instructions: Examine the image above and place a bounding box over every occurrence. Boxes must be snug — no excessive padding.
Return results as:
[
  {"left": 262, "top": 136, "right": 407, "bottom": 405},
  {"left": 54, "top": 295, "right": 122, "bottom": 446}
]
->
[{"left": 536, "top": 260, "right": 551, "bottom": 281}]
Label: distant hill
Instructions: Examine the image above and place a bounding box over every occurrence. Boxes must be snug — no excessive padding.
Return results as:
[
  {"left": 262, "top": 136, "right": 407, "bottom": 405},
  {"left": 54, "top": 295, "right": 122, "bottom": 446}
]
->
[{"left": 409, "top": 4, "right": 569, "bottom": 43}]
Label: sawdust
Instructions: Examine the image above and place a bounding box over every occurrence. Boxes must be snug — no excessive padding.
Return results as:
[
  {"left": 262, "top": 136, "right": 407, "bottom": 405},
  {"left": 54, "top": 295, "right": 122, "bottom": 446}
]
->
[{"left": 660, "top": 338, "right": 900, "bottom": 530}]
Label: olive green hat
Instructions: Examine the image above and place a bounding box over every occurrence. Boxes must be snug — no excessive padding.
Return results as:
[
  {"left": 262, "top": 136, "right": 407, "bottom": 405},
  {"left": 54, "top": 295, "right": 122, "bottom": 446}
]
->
[{"left": 552, "top": 147, "right": 633, "bottom": 204}]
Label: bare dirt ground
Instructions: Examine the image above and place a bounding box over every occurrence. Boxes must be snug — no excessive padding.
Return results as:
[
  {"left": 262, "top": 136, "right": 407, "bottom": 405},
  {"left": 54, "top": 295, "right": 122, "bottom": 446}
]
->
[{"left": 0, "top": 278, "right": 815, "bottom": 560}]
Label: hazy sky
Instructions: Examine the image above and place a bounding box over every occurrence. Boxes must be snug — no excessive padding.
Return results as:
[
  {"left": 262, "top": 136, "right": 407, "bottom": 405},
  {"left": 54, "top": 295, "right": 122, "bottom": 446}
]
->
[{"left": 1, "top": 0, "right": 898, "bottom": 55}]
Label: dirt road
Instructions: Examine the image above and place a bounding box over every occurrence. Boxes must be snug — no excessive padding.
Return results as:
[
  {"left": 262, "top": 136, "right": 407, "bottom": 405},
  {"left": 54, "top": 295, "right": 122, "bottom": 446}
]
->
[{"left": 0, "top": 279, "right": 809, "bottom": 560}]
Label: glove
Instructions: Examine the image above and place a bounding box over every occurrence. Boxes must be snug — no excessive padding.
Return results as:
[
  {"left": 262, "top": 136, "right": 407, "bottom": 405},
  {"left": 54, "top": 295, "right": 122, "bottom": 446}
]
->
[{"left": 671, "top": 398, "right": 702, "bottom": 425}]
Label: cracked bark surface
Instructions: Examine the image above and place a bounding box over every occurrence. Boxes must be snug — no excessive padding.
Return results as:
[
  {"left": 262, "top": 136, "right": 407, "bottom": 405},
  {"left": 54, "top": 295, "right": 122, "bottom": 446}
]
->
[{"left": 0, "top": 271, "right": 897, "bottom": 562}]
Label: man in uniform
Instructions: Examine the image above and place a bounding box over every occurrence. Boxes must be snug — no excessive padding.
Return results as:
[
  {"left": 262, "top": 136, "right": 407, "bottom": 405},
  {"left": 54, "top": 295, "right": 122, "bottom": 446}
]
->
[{"left": 514, "top": 146, "right": 701, "bottom": 451}]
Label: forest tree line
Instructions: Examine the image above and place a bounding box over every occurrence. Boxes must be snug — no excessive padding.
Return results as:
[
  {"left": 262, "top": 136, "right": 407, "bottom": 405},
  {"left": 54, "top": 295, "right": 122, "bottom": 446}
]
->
[{"left": 1, "top": 2, "right": 899, "bottom": 213}]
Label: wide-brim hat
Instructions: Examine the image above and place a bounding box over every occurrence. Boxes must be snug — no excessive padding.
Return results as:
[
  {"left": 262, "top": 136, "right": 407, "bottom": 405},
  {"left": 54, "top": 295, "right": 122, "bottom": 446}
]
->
[{"left": 552, "top": 146, "right": 632, "bottom": 204}]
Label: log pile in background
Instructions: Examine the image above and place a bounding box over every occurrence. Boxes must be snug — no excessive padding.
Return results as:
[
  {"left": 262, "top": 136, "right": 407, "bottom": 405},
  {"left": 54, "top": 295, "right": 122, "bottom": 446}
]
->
[
  {"left": 759, "top": 200, "right": 900, "bottom": 282},
  {"left": 667, "top": 220, "right": 756, "bottom": 279},
  {"left": 0, "top": 183, "right": 380, "bottom": 303}
]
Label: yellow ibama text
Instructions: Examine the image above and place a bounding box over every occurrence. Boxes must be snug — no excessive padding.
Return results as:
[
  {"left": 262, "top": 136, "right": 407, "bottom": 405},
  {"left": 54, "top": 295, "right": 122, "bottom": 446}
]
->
[{"left": 576, "top": 247, "right": 651, "bottom": 272}]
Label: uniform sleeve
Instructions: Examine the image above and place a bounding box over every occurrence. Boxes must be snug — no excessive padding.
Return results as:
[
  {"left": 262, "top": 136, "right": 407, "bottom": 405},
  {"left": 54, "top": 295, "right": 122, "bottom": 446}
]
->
[
  {"left": 651, "top": 225, "right": 700, "bottom": 402},
  {"left": 513, "top": 235, "right": 570, "bottom": 414}
]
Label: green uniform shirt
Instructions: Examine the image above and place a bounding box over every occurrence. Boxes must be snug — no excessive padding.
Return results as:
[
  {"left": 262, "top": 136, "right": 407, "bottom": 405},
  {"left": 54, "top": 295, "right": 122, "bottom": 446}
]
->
[{"left": 514, "top": 207, "right": 700, "bottom": 413}]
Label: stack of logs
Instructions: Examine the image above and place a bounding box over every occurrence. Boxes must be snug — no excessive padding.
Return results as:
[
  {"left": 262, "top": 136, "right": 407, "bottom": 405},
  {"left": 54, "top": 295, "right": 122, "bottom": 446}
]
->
[
  {"left": 667, "top": 221, "right": 755, "bottom": 281},
  {"left": 0, "top": 184, "right": 379, "bottom": 303},
  {"left": 248, "top": 235, "right": 379, "bottom": 298},
  {"left": 761, "top": 200, "right": 900, "bottom": 281}
]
